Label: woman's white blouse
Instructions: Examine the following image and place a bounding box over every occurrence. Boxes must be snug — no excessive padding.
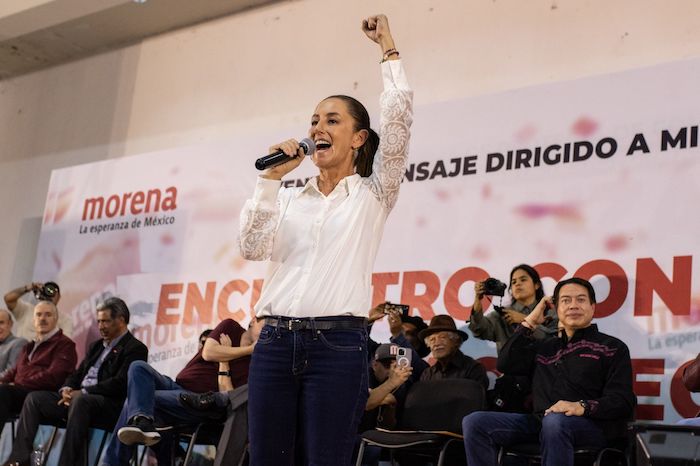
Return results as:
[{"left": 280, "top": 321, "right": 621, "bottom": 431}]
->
[{"left": 238, "top": 59, "right": 413, "bottom": 318}]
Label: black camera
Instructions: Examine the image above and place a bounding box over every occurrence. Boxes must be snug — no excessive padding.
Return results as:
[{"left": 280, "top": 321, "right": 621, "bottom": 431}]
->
[
  {"left": 34, "top": 282, "right": 60, "bottom": 301},
  {"left": 482, "top": 277, "right": 507, "bottom": 297}
]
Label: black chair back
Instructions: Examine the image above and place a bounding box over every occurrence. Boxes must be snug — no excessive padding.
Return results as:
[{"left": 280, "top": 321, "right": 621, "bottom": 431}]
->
[{"left": 399, "top": 379, "right": 486, "bottom": 434}]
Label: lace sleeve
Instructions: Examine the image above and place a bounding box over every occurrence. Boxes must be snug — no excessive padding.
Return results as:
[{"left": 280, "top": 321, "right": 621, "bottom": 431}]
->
[
  {"left": 237, "top": 177, "right": 283, "bottom": 261},
  {"left": 368, "top": 59, "right": 413, "bottom": 211}
]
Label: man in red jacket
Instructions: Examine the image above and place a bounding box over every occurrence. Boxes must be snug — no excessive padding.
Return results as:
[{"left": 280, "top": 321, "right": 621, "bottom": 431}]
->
[
  {"left": 4, "top": 297, "right": 147, "bottom": 466},
  {"left": 0, "top": 300, "right": 77, "bottom": 425}
]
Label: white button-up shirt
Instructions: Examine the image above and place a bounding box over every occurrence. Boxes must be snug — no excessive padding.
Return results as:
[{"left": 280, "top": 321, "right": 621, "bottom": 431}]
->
[{"left": 239, "top": 60, "right": 413, "bottom": 318}]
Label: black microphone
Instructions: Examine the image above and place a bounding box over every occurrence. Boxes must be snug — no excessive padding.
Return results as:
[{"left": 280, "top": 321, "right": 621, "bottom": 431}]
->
[{"left": 255, "top": 138, "right": 316, "bottom": 170}]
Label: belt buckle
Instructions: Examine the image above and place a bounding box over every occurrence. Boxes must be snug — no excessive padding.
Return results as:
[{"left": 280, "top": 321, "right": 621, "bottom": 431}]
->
[{"left": 287, "top": 319, "right": 303, "bottom": 331}]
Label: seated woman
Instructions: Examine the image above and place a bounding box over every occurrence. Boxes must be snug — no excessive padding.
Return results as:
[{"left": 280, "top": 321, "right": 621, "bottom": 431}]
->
[
  {"left": 469, "top": 264, "right": 558, "bottom": 413},
  {"left": 469, "top": 264, "right": 557, "bottom": 353}
]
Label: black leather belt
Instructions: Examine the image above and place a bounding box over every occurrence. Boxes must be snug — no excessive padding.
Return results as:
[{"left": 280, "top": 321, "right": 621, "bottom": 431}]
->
[{"left": 263, "top": 316, "right": 367, "bottom": 331}]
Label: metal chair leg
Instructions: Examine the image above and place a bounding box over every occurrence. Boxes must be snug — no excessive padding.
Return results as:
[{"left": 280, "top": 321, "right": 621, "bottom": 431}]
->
[
  {"left": 41, "top": 426, "right": 60, "bottom": 466},
  {"left": 182, "top": 425, "right": 201, "bottom": 466},
  {"left": 437, "top": 438, "right": 458, "bottom": 466},
  {"left": 355, "top": 440, "right": 366, "bottom": 466},
  {"left": 93, "top": 430, "right": 110, "bottom": 466},
  {"left": 236, "top": 443, "right": 249, "bottom": 466}
]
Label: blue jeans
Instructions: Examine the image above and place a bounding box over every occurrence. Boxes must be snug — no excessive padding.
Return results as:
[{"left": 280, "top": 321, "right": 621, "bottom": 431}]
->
[
  {"left": 248, "top": 320, "right": 369, "bottom": 466},
  {"left": 462, "top": 411, "right": 607, "bottom": 466},
  {"left": 101, "top": 361, "right": 209, "bottom": 466}
]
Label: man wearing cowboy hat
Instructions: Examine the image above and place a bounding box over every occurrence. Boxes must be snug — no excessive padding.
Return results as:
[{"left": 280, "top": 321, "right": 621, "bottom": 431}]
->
[{"left": 418, "top": 314, "right": 488, "bottom": 389}]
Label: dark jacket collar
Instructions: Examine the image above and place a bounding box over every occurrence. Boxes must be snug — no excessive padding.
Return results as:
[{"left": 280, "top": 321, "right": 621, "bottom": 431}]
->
[
  {"left": 436, "top": 350, "right": 470, "bottom": 371},
  {"left": 560, "top": 323, "right": 598, "bottom": 344}
]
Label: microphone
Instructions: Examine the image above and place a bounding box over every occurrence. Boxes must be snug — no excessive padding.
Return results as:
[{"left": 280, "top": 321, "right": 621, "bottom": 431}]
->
[{"left": 255, "top": 138, "right": 316, "bottom": 170}]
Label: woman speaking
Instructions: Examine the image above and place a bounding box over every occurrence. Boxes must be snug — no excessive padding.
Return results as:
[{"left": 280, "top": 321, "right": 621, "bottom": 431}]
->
[{"left": 238, "top": 14, "right": 412, "bottom": 466}]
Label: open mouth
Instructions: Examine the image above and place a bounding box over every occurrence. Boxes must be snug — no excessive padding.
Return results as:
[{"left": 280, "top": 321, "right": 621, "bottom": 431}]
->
[{"left": 315, "top": 139, "right": 331, "bottom": 151}]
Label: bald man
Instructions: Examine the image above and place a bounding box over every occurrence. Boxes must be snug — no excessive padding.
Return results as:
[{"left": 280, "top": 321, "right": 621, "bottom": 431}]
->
[{"left": 0, "top": 309, "right": 27, "bottom": 379}]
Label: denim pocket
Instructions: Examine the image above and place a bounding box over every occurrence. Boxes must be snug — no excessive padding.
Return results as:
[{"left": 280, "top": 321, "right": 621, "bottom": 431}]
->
[
  {"left": 317, "top": 329, "right": 366, "bottom": 352},
  {"left": 256, "top": 325, "right": 277, "bottom": 346}
]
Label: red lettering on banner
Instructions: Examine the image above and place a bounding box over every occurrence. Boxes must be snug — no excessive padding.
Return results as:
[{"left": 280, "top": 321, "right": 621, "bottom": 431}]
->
[
  {"left": 151, "top": 254, "right": 693, "bottom": 328},
  {"left": 82, "top": 186, "right": 178, "bottom": 221},
  {"left": 156, "top": 283, "right": 183, "bottom": 324},
  {"left": 182, "top": 282, "right": 215, "bottom": 325},
  {"left": 217, "top": 280, "right": 248, "bottom": 322},
  {"left": 535, "top": 262, "right": 568, "bottom": 282},
  {"left": 632, "top": 359, "right": 665, "bottom": 420},
  {"left": 131, "top": 191, "right": 145, "bottom": 214},
  {"left": 401, "top": 271, "right": 440, "bottom": 320},
  {"left": 444, "top": 267, "right": 489, "bottom": 321},
  {"left": 371, "top": 272, "right": 400, "bottom": 307},
  {"left": 635, "top": 256, "right": 692, "bottom": 316},
  {"left": 671, "top": 359, "right": 700, "bottom": 418},
  {"left": 574, "top": 259, "right": 628, "bottom": 318}
]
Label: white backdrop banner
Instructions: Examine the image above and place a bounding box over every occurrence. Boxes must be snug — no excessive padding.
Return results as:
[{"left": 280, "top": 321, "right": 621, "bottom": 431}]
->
[{"left": 35, "top": 57, "right": 700, "bottom": 423}]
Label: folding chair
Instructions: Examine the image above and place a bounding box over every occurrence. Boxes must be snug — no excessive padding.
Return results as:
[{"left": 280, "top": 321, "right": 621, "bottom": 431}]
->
[
  {"left": 498, "top": 435, "right": 630, "bottom": 465},
  {"left": 356, "top": 378, "right": 486, "bottom": 466},
  {"left": 41, "top": 419, "right": 114, "bottom": 466}
]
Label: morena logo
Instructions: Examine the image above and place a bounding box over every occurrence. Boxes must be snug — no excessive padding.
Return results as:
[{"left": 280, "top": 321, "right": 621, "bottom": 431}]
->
[{"left": 82, "top": 187, "right": 178, "bottom": 221}]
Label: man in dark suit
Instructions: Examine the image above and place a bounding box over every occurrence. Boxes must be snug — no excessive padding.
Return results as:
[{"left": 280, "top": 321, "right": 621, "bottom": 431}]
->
[{"left": 4, "top": 297, "right": 148, "bottom": 466}]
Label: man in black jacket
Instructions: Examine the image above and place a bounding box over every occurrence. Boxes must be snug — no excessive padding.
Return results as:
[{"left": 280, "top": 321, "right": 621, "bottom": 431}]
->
[
  {"left": 4, "top": 297, "right": 147, "bottom": 466},
  {"left": 462, "top": 277, "right": 635, "bottom": 466}
]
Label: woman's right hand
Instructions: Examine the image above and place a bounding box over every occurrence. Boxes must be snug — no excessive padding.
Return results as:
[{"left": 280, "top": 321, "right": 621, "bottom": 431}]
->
[
  {"left": 472, "top": 281, "right": 485, "bottom": 312},
  {"left": 526, "top": 295, "right": 553, "bottom": 326},
  {"left": 261, "top": 139, "right": 307, "bottom": 180}
]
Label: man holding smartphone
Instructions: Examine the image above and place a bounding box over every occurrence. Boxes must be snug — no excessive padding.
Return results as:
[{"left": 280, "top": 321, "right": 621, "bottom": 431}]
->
[{"left": 360, "top": 304, "right": 429, "bottom": 429}]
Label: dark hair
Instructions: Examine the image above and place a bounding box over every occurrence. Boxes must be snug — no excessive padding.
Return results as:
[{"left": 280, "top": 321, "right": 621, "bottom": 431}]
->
[
  {"left": 509, "top": 264, "right": 545, "bottom": 303},
  {"left": 553, "top": 277, "right": 597, "bottom": 306},
  {"left": 199, "top": 329, "right": 213, "bottom": 341},
  {"left": 324, "top": 95, "right": 380, "bottom": 177},
  {"left": 97, "top": 297, "right": 130, "bottom": 324}
]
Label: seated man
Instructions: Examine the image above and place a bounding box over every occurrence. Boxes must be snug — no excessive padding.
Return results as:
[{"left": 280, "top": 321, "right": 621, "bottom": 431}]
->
[
  {"left": 4, "top": 282, "right": 72, "bottom": 339},
  {"left": 4, "top": 297, "right": 147, "bottom": 466},
  {"left": 356, "top": 344, "right": 415, "bottom": 466},
  {"left": 462, "top": 277, "right": 636, "bottom": 466},
  {"left": 0, "top": 308, "right": 27, "bottom": 379},
  {"left": 360, "top": 304, "right": 429, "bottom": 431},
  {"left": 365, "top": 344, "right": 419, "bottom": 414},
  {"left": 0, "top": 301, "right": 77, "bottom": 427},
  {"left": 418, "top": 315, "right": 488, "bottom": 389},
  {"left": 100, "top": 317, "right": 257, "bottom": 466}
]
